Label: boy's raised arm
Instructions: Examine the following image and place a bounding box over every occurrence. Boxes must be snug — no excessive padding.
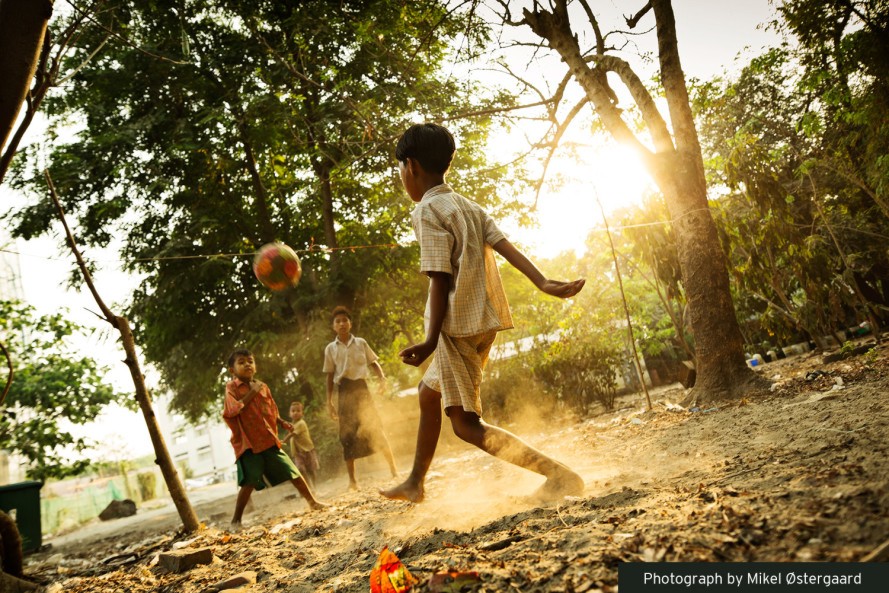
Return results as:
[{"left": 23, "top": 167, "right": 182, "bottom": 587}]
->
[
  {"left": 492, "top": 238, "right": 585, "bottom": 299},
  {"left": 400, "top": 271, "right": 450, "bottom": 367},
  {"left": 223, "top": 380, "right": 263, "bottom": 417}
]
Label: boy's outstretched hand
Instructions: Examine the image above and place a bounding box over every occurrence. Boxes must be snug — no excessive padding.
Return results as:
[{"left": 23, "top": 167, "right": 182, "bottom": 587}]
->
[
  {"left": 540, "top": 278, "right": 585, "bottom": 299},
  {"left": 399, "top": 341, "right": 436, "bottom": 367}
]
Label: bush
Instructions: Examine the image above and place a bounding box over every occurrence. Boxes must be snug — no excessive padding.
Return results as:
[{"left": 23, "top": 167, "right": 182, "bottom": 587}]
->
[
  {"left": 136, "top": 472, "right": 157, "bottom": 501},
  {"left": 534, "top": 337, "right": 623, "bottom": 412}
]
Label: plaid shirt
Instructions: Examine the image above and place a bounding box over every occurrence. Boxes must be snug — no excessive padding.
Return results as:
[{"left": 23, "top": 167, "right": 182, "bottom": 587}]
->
[
  {"left": 222, "top": 378, "right": 282, "bottom": 459},
  {"left": 411, "top": 184, "right": 513, "bottom": 337}
]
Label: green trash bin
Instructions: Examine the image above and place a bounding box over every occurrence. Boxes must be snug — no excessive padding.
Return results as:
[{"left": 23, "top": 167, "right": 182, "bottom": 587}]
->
[{"left": 0, "top": 481, "right": 43, "bottom": 553}]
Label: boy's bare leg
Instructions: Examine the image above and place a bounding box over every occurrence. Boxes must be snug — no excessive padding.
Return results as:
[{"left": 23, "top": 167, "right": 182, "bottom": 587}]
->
[
  {"left": 448, "top": 408, "right": 584, "bottom": 499},
  {"left": 345, "top": 459, "right": 359, "bottom": 490},
  {"left": 289, "top": 476, "right": 327, "bottom": 510},
  {"left": 380, "top": 382, "right": 441, "bottom": 502},
  {"left": 231, "top": 485, "right": 255, "bottom": 525}
]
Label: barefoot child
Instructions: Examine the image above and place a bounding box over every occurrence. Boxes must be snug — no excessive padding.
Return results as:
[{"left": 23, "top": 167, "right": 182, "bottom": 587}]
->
[
  {"left": 324, "top": 306, "right": 399, "bottom": 490},
  {"left": 381, "top": 123, "right": 585, "bottom": 503},
  {"left": 284, "top": 401, "right": 320, "bottom": 488},
  {"left": 223, "top": 349, "right": 326, "bottom": 528}
]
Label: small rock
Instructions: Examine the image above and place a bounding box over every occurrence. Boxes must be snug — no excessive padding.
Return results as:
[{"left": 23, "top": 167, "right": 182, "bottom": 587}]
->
[
  {"left": 98, "top": 499, "right": 137, "bottom": 521},
  {"left": 172, "top": 536, "right": 201, "bottom": 549},
  {"left": 209, "top": 570, "right": 257, "bottom": 591},
  {"left": 270, "top": 518, "right": 303, "bottom": 534},
  {"left": 158, "top": 547, "right": 214, "bottom": 573}
]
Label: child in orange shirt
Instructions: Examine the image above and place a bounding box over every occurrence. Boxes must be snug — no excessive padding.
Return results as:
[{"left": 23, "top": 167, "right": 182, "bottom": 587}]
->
[{"left": 223, "top": 349, "right": 326, "bottom": 528}]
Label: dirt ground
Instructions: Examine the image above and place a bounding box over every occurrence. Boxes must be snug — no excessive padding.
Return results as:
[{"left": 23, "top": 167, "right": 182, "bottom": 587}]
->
[{"left": 23, "top": 341, "right": 889, "bottom": 592}]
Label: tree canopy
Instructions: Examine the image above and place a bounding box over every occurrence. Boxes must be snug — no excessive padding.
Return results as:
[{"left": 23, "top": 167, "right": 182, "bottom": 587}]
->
[{"left": 7, "top": 0, "right": 521, "bottom": 420}]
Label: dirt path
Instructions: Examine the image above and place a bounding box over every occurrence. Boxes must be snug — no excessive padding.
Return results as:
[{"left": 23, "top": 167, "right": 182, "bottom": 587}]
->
[{"left": 25, "top": 345, "right": 889, "bottom": 592}]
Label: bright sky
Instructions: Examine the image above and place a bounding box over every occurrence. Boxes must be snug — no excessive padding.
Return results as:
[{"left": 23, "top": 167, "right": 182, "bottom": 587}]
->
[{"left": 1, "top": 0, "right": 780, "bottom": 461}]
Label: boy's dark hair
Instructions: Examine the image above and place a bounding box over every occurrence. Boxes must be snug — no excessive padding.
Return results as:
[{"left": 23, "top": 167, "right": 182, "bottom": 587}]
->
[
  {"left": 395, "top": 123, "right": 455, "bottom": 175},
  {"left": 227, "top": 348, "right": 253, "bottom": 368},
  {"left": 331, "top": 305, "right": 352, "bottom": 321}
]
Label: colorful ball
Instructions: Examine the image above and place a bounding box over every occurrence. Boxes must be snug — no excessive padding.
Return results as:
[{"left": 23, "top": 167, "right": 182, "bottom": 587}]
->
[{"left": 253, "top": 242, "right": 302, "bottom": 291}]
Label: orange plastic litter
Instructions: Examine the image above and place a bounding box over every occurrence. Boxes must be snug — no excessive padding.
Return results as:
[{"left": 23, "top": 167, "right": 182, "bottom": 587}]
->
[{"left": 369, "top": 546, "right": 419, "bottom": 593}]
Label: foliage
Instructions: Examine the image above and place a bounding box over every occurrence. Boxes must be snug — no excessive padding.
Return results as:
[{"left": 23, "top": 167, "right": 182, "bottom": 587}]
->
[
  {"left": 533, "top": 325, "right": 625, "bottom": 412},
  {"left": 693, "top": 0, "right": 889, "bottom": 348},
  {"left": 7, "top": 0, "right": 521, "bottom": 421},
  {"left": 0, "top": 300, "right": 122, "bottom": 481},
  {"left": 486, "top": 248, "right": 628, "bottom": 414}
]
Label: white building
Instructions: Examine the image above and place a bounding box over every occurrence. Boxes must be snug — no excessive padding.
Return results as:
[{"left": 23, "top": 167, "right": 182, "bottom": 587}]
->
[{"left": 160, "top": 412, "right": 236, "bottom": 484}]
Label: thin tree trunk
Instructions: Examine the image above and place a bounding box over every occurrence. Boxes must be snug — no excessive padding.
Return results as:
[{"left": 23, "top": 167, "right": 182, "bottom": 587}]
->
[{"left": 45, "top": 171, "right": 201, "bottom": 534}]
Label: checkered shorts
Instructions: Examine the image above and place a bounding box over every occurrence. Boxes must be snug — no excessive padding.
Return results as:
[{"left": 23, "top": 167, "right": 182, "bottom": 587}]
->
[{"left": 422, "top": 330, "right": 497, "bottom": 416}]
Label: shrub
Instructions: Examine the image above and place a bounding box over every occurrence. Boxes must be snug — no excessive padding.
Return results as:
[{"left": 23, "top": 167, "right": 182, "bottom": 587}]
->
[{"left": 136, "top": 472, "right": 157, "bottom": 501}]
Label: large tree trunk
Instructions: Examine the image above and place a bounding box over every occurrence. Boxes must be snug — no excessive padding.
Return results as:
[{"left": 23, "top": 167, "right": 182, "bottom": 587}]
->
[
  {"left": 312, "top": 156, "right": 356, "bottom": 308},
  {"left": 0, "top": 0, "right": 52, "bottom": 154},
  {"left": 522, "top": 0, "right": 767, "bottom": 404},
  {"left": 649, "top": 0, "right": 766, "bottom": 400},
  {"left": 652, "top": 152, "right": 762, "bottom": 398}
]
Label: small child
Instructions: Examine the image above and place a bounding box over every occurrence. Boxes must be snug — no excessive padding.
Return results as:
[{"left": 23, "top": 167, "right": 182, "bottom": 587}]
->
[
  {"left": 284, "top": 401, "right": 320, "bottom": 488},
  {"left": 381, "top": 123, "right": 585, "bottom": 503},
  {"left": 223, "top": 349, "right": 326, "bottom": 528},
  {"left": 324, "top": 306, "right": 399, "bottom": 490}
]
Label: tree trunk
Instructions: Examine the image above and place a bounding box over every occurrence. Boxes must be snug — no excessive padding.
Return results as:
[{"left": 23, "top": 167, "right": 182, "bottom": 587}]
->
[
  {"left": 46, "top": 171, "right": 201, "bottom": 534},
  {"left": 0, "top": 0, "right": 52, "bottom": 154},
  {"left": 233, "top": 114, "right": 276, "bottom": 244},
  {"left": 313, "top": 157, "right": 356, "bottom": 307},
  {"left": 118, "top": 316, "right": 201, "bottom": 533},
  {"left": 652, "top": 152, "right": 764, "bottom": 399}
]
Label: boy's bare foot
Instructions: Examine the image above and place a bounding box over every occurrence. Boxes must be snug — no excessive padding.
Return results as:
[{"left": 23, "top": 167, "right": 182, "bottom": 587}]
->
[
  {"left": 308, "top": 500, "right": 329, "bottom": 511},
  {"left": 348, "top": 481, "right": 359, "bottom": 492},
  {"left": 530, "top": 469, "right": 584, "bottom": 502},
  {"left": 228, "top": 521, "right": 245, "bottom": 533},
  {"left": 379, "top": 481, "right": 424, "bottom": 503}
]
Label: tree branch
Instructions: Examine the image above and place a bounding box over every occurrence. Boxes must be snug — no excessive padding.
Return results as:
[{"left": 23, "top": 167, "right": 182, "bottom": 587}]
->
[
  {"left": 440, "top": 98, "right": 554, "bottom": 121},
  {"left": 577, "top": 0, "right": 605, "bottom": 54},
  {"left": 521, "top": 2, "right": 656, "bottom": 167},
  {"left": 533, "top": 96, "right": 589, "bottom": 208},
  {"left": 625, "top": 2, "right": 653, "bottom": 28},
  {"left": 589, "top": 54, "right": 674, "bottom": 152},
  {"left": 44, "top": 170, "right": 119, "bottom": 328},
  {"left": 650, "top": 0, "right": 700, "bottom": 156},
  {"left": 64, "top": 0, "right": 189, "bottom": 64}
]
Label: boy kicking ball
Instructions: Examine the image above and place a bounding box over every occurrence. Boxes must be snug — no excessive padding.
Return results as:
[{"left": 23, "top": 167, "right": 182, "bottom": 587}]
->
[{"left": 381, "top": 123, "right": 585, "bottom": 504}]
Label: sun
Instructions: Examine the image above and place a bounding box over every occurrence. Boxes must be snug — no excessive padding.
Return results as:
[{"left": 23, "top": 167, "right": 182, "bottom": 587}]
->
[{"left": 513, "top": 143, "right": 654, "bottom": 259}]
